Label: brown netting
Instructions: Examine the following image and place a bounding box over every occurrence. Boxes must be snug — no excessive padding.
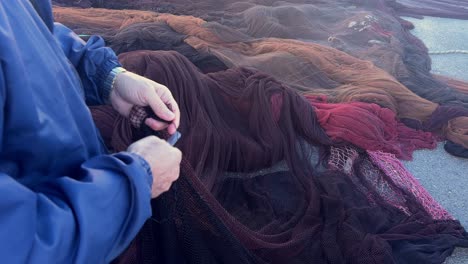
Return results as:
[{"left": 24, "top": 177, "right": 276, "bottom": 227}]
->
[{"left": 54, "top": 1, "right": 468, "bottom": 108}]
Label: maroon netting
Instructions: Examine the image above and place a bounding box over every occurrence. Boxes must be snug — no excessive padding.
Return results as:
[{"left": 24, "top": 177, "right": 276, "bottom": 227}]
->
[
  {"left": 307, "top": 96, "right": 437, "bottom": 160},
  {"left": 127, "top": 93, "right": 440, "bottom": 160},
  {"left": 116, "top": 50, "right": 333, "bottom": 189},
  {"left": 90, "top": 51, "right": 468, "bottom": 264}
]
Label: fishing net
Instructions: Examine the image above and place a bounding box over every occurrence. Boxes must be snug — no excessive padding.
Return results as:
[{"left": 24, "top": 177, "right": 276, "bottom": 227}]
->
[
  {"left": 89, "top": 51, "right": 468, "bottom": 264},
  {"left": 52, "top": 1, "right": 468, "bottom": 262},
  {"left": 53, "top": 6, "right": 468, "bottom": 151}
]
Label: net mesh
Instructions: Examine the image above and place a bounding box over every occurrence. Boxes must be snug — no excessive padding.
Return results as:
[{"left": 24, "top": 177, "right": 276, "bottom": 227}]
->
[
  {"left": 88, "top": 50, "right": 468, "bottom": 264},
  {"left": 53, "top": 1, "right": 468, "bottom": 262}
]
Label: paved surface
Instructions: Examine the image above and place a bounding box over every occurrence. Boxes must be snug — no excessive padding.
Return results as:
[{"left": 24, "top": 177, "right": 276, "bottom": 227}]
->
[
  {"left": 401, "top": 16, "right": 468, "bottom": 263},
  {"left": 404, "top": 16, "right": 468, "bottom": 81},
  {"left": 403, "top": 145, "right": 468, "bottom": 264}
]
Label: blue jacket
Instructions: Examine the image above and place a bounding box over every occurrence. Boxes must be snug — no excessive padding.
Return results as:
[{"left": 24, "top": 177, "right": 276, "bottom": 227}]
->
[{"left": 0, "top": 1, "right": 153, "bottom": 263}]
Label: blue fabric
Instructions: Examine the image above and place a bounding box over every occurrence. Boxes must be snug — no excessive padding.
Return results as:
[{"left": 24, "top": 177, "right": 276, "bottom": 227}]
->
[
  {"left": 54, "top": 23, "right": 122, "bottom": 104},
  {"left": 0, "top": 1, "right": 153, "bottom": 263}
]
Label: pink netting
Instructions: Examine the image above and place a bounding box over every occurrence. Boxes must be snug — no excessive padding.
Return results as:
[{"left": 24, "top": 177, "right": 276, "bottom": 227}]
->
[
  {"left": 358, "top": 156, "right": 412, "bottom": 217},
  {"left": 328, "top": 145, "right": 359, "bottom": 175},
  {"left": 327, "top": 145, "right": 453, "bottom": 219},
  {"left": 328, "top": 145, "right": 412, "bottom": 215},
  {"left": 368, "top": 150, "right": 453, "bottom": 220}
]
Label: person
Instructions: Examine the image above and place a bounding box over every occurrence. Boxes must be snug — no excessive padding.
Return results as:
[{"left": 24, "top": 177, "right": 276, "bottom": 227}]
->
[{"left": 0, "top": 0, "right": 182, "bottom": 263}]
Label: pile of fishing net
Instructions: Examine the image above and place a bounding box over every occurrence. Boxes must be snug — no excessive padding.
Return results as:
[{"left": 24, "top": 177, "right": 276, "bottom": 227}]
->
[
  {"left": 53, "top": 5, "right": 468, "bottom": 157},
  {"left": 53, "top": 1, "right": 468, "bottom": 263}
]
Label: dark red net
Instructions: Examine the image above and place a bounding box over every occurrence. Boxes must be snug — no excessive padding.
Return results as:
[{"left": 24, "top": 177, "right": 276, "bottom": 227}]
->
[
  {"left": 90, "top": 51, "right": 468, "bottom": 264},
  {"left": 52, "top": 1, "right": 468, "bottom": 262}
]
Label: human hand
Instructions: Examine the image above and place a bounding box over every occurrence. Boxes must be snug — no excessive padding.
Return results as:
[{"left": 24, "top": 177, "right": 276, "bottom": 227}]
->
[
  {"left": 110, "top": 71, "right": 180, "bottom": 134},
  {"left": 128, "top": 136, "right": 182, "bottom": 198}
]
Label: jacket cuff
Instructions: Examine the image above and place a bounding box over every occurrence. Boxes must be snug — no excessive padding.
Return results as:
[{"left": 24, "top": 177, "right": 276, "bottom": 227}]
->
[{"left": 128, "top": 153, "right": 153, "bottom": 188}]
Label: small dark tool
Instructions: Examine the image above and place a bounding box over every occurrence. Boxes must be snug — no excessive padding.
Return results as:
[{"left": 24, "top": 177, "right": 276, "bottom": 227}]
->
[
  {"left": 166, "top": 131, "right": 182, "bottom": 146},
  {"left": 143, "top": 107, "right": 181, "bottom": 146}
]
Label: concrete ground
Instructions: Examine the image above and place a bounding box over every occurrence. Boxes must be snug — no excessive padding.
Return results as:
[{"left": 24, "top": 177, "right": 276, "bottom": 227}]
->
[
  {"left": 404, "top": 16, "right": 468, "bottom": 81},
  {"left": 401, "top": 16, "right": 468, "bottom": 264}
]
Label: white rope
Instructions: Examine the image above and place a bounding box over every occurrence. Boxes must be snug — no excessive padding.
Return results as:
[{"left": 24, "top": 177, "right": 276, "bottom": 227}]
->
[{"left": 429, "top": 50, "right": 468, "bottom": 55}]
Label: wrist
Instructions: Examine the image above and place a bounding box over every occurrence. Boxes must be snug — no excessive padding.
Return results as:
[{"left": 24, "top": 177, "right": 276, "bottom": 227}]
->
[{"left": 103, "top": 67, "right": 127, "bottom": 104}]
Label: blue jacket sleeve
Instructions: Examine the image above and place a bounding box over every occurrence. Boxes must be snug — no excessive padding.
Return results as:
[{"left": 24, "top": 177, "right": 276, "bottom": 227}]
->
[
  {"left": 53, "top": 23, "right": 121, "bottom": 105},
  {"left": 0, "top": 68, "right": 153, "bottom": 263},
  {"left": 0, "top": 154, "right": 153, "bottom": 264}
]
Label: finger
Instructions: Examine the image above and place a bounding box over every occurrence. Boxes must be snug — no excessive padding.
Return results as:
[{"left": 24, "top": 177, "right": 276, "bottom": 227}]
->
[
  {"left": 154, "top": 84, "right": 173, "bottom": 104},
  {"left": 157, "top": 181, "right": 172, "bottom": 192},
  {"left": 164, "top": 101, "right": 179, "bottom": 135},
  {"left": 154, "top": 85, "right": 180, "bottom": 129},
  {"left": 162, "top": 182, "right": 172, "bottom": 192},
  {"left": 169, "top": 99, "right": 181, "bottom": 129},
  {"left": 145, "top": 90, "right": 175, "bottom": 122},
  {"left": 167, "top": 123, "right": 177, "bottom": 135},
  {"left": 145, "top": 118, "right": 170, "bottom": 131},
  {"left": 152, "top": 190, "right": 163, "bottom": 199},
  {"left": 172, "top": 167, "right": 180, "bottom": 182}
]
